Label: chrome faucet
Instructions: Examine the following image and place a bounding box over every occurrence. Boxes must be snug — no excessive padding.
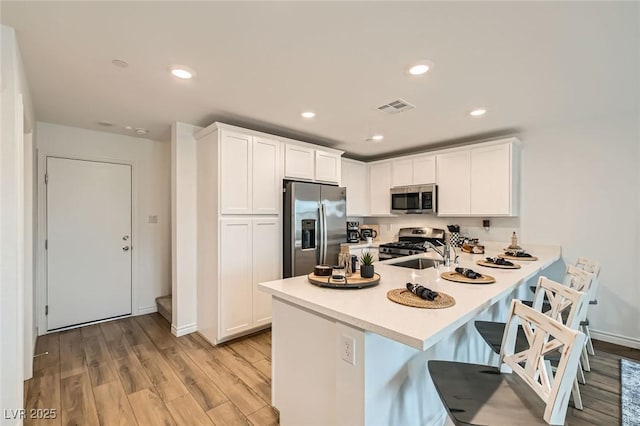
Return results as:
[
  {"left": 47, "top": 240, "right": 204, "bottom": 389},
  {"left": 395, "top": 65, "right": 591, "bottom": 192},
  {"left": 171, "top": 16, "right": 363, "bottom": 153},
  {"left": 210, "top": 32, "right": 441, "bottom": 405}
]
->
[{"left": 424, "top": 241, "right": 457, "bottom": 267}]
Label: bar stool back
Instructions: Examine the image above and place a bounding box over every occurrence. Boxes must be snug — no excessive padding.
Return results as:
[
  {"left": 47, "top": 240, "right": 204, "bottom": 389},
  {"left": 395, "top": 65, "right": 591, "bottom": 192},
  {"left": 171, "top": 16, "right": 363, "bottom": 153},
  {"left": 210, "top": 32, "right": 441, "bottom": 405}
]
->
[{"left": 430, "top": 300, "right": 586, "bottom": 425}]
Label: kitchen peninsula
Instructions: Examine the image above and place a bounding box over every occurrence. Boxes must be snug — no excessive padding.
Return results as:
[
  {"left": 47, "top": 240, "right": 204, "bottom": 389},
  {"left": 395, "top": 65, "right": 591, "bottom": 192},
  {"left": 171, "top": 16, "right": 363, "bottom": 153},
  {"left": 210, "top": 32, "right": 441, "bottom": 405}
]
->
[{"left": 258, "top": 242, "right": 561, "bottom": 426}]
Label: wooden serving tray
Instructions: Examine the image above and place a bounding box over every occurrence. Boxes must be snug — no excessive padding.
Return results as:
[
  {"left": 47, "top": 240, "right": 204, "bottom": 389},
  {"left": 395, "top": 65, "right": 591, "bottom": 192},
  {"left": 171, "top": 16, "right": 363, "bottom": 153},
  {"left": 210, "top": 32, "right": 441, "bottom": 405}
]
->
[
  {"left": 476, "top": 260, "right": 521, "bottom": 269},
  {"left": 498, "top": 254, "right": 538, "bottom": 261},
  {"left": 307, "top": 272, "right": 380, "bottom": 289},
  {"left": 440, "top": 271, "right": 496, "bottom": 284}
]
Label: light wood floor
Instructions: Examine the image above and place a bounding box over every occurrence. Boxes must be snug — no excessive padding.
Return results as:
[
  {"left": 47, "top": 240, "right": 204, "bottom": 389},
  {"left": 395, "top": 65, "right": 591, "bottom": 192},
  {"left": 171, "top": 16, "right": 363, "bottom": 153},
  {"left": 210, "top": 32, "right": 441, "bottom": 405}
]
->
[
  {"left": 24, "top": 314, "right": 277, "bottom": 425},
  {"left": 24, "top": 314, "right": 637, "bottom": 425}
]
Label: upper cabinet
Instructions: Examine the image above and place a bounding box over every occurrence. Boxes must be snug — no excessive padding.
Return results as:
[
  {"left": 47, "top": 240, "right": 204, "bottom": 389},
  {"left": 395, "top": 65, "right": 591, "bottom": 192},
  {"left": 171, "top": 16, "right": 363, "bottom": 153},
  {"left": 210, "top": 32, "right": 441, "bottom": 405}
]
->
[
  {"left": 436, "top": 150, "right": 471, "bottom": 216},
  {"left": 437, "top": 138, "right": 520, "bottom": 217},
  {"left": 252, "top": 137, "right": 281, "bottom": 214},
  {"left": 341, "top": 159, "right": 368, "bottom": 216},
  {"left": 391, "top": 154, "right": 436, "bottom": 187},
  {"left": 470, "top": 142, "right": 519, "bottom": 216},
  {"left": 284, "top": 144, "right": 314, "bottom": 181},
  {"left": 199, "top": 127, "right": 281, "bottom": 215},
  {"left": 412, "top": 155, "right": 436, "bottom": 185},
  {"left": 369, "top": 161, "right": 393, "bottom": 215},
  {"left": 314, "top": 150, "right": 341, "bottom": 183},
  {"left": 285, "top": 144, "right": 342, "bottom": 184}
]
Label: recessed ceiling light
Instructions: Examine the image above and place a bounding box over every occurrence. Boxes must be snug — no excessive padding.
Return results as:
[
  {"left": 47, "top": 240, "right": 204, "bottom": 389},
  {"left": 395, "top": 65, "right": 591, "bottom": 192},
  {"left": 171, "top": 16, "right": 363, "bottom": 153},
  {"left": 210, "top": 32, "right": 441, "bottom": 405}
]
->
[
  {"left": 135, "top": 128, "right": 149, "bottom": 135},
  {"left": 124, "top": 125, "right": 133, "bottom": 130},
  {"left": 469, "top": 108, "right": 487, "bottom": 117},
  {"left": 170, "top": 65, "right": 195, "bottom": 79},
  {"left": 371, "top": 135, "right": 384, "bottom": 141},
  {"left": 98, "top": 121, "right": 114, "bottom": 127},
  {"left": 112, "top": 59, "right": 129, "bottom": 68},
  {"left": 407, "top": 60, "right": 434, "bottom": 76},
  {"left": 301, "top": 111, "right": 316, "bottom": 118}
]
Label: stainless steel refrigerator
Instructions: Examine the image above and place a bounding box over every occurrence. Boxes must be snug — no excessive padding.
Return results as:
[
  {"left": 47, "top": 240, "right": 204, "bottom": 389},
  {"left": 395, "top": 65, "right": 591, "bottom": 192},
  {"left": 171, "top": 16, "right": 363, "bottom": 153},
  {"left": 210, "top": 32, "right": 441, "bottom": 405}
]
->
[{"left": 283, "top": 181, "right": 347, "bottom": 278}]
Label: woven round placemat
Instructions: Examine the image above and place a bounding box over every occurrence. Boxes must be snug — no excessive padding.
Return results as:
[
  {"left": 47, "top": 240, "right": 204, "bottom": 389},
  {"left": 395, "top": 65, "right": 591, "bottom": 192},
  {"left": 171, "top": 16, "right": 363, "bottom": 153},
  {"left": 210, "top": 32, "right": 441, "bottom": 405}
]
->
[
  {"left": 386, "top": 288, "right": 455, "bottom": 309},
  {"left": 476, "top": 260, "right": 521, "bottom": 269},
  {"left": 440, "top": 271, "right": 496, "bottom": 284},
  {"left": 498, "top": 254, "right": 538, "bottom": 261}
]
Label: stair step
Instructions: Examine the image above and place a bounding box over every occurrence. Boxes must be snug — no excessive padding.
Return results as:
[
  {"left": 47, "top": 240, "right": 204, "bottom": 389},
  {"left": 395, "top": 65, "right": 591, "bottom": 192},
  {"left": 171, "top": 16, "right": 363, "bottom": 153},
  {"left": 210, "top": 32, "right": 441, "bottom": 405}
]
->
[{"left": 155, "top": 295, "right": 172, "bottom": 323}]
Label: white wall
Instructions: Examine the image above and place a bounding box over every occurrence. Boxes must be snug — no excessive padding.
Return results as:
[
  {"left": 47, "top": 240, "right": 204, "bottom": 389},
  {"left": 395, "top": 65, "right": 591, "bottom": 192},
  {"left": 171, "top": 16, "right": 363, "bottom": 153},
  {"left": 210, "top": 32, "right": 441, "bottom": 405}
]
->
[
  {"left": 170, "top": 122, "right": 202, "bottom": 336},
  {"left": 36, "top": 122, "right": 172, "bottom": 323},
  {"left": 519, "top": 113, "right": 639, "bottom": 346},
  {"left": 366, "top": 112, "right": 640, "bottom": 346},
  {"left": 1, "top": 24, "right": 34, "bottom": 425}
]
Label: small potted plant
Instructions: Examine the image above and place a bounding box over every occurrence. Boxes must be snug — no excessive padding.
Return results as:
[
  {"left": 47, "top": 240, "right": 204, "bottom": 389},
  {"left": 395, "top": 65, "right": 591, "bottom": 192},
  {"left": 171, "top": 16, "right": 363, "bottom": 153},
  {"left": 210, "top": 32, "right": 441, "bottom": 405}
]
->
[{"left": 360, "top": 251, "right": 375, "bottom": 278}]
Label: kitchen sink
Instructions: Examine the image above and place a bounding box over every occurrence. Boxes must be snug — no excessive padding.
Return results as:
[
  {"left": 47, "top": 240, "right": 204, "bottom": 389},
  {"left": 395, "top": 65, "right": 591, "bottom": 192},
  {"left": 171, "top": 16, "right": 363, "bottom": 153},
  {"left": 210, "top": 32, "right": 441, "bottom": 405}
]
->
[{"left": 391, "top": 258, "right": 441, "bottom": 270}]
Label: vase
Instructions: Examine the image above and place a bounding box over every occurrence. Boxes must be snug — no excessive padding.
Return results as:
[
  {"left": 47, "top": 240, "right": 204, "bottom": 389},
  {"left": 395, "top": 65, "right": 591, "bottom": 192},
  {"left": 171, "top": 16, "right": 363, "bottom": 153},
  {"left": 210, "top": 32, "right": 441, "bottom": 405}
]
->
[{"left": 361, "top": 264, "right": 374, "bottom": 279}]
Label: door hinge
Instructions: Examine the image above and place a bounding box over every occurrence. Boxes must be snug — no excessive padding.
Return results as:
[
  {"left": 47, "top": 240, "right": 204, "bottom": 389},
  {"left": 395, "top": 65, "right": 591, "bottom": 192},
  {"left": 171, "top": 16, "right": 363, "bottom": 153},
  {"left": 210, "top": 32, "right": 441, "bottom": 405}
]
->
[
  {"left": 45, "top": 305, "right": 48, "bottom": 315},
  {"left": 45, "top": 239, "right": 48, "bottom": 250},
  {"left": 45, "top": 173, "right": 48, "bottom": 184}
]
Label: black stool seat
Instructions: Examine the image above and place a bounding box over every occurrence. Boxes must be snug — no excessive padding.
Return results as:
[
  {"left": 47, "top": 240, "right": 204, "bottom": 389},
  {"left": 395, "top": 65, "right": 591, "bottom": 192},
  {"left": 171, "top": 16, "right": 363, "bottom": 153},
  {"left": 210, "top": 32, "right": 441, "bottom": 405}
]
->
[{"left": 429, "top": 361, "right": 568, "bottom": 425}]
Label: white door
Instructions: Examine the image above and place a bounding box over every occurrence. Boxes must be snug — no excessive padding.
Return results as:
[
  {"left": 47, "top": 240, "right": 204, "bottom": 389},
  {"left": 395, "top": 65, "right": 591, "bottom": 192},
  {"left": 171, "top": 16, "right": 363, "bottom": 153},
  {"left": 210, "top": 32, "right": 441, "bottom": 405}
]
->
[
  {"left": 470, "top": 143, "right": 512, "bottom": 215},
  {"left": 46, "top": 157, "right": 132, "bottom": 330},
  {"left": 369, "top": 162, "right": 392, "bottom": 215},
  {"left": 220, "top": 130, "right": 252, "bottom": 214}
]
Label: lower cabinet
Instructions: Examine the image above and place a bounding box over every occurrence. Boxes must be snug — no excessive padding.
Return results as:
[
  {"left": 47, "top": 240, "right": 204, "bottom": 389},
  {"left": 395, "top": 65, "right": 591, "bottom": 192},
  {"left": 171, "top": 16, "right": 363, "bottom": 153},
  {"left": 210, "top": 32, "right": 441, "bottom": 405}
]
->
[
  {"left": 252, "top": 219, "right": 280, "bottom": 327},
  {"left": 218, "top": 218, "right": 280, "bottom": 341}
]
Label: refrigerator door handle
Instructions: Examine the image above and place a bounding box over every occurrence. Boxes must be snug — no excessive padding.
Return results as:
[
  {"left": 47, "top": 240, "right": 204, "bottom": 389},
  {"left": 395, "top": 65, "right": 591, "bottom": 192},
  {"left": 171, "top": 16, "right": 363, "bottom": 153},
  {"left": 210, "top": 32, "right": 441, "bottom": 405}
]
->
[
  {"left": 321, "top": 202, "right": 328, "bottom": 264},
  {"left": 318, "top": 205, "right": 324, "bottom": 264}
]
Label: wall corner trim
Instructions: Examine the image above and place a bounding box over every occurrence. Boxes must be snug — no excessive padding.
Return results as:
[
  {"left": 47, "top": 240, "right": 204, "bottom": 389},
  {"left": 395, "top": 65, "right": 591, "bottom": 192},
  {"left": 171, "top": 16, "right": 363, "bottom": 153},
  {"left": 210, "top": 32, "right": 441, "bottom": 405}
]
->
[{"left": 171, "top": 322, "right": 197, "bottom": 337}]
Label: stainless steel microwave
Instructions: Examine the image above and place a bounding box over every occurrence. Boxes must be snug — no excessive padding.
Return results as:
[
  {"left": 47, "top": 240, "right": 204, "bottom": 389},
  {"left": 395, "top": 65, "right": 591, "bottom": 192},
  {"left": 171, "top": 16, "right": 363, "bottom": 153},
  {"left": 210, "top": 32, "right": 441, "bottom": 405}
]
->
[{"left": 390, "top": 184, "right": 437, "bottom": 214}]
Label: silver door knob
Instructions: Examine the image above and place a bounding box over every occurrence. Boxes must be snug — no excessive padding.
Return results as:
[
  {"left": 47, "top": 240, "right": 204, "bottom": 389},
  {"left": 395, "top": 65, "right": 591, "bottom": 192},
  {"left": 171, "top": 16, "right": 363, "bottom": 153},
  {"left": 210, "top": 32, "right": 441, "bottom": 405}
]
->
[{"left": 122, "top": 246, "right": 130, "bottom": 251}]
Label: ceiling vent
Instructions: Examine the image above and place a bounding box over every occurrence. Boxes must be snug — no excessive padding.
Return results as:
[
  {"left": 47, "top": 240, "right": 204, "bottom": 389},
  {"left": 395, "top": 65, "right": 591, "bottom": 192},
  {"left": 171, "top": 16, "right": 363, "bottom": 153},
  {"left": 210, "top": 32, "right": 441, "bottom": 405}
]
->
[{"left": 377, "top": 98, "right": 416, "bottom": 114}]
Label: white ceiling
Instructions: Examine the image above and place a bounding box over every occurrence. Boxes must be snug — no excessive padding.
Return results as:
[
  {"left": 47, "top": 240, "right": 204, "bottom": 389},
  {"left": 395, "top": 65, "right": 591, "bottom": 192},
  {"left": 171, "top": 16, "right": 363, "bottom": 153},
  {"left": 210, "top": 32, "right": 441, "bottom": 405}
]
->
[{"left": 2, "top": 1, "right": 638, "bottom": 159}]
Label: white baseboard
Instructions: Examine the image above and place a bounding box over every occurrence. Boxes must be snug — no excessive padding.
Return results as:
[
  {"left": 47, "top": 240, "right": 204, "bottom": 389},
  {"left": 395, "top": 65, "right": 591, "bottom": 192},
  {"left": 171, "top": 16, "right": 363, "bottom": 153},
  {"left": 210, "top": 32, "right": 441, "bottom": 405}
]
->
[
  {"left": 137, "top": 305, "right": 158, "bottom": 315},
  {"left": 590, "top": 329, "right": 640, "bottom": 349},
  {"left": 171, "top": 322, "right": 197, "bottom": 337}
]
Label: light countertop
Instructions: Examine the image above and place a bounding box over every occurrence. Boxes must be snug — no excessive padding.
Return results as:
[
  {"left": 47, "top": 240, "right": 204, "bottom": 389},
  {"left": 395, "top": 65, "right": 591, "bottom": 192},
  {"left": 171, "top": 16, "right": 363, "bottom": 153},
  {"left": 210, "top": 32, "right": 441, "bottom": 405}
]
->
[
  {"left": 259, "top": 242, "right": 561, "bottom": 351},
  {"left": 340, "top": 241, "right": 384, "bottom": 249}
]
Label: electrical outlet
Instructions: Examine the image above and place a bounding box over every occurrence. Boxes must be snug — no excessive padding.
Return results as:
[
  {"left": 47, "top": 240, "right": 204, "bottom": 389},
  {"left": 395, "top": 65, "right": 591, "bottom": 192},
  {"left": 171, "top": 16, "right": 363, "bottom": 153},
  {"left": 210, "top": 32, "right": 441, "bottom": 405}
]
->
[{"left": 341, "top": 335, "right": 356, "bottom": 365}]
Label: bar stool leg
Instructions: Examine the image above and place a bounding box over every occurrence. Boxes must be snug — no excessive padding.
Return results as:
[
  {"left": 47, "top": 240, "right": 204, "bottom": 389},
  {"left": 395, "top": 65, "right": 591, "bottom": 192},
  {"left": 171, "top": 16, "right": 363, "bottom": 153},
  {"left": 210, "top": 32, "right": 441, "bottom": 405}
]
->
[
  {"left": 572, "top": 377, "right": 583, "bottom": 410},
  {"left": 584, "top": 324, "right": 595, "bottom": 356}
]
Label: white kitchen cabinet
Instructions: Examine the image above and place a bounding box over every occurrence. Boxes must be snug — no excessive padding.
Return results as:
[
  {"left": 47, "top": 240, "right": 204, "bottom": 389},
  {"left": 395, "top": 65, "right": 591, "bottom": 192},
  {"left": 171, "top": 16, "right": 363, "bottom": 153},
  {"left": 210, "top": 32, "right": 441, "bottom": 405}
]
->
[
  {"left": 196, "top": 122, "right": 283, "bottom": 345},
  {"left": 218, "top": 218, "right": 280, "bottom": 340},
  {"left": 315, "top": 150, "right": 341, "bottom": 183},
  {"left": 252, "top": 137, "right": 280, "bottom": 214},
  {"left": 252, "top": 218, "right": 279, "bottom": 327},
  {"left": 219, "top": 130, "right": 280, "bottom": 215},
  {"left": 391, "top": 155, "right": 436, "bottom": 187},
  {"left": 470, "top": 142, "right": 519, "bottom": 216},
  {"left": 220, "top": 131, "right": 252, "bottom": 214},
  {"left": 219, "top": 219, "right": 253, "bottom": 338},
  {"left": 285, "top": 144, "right": 315, "bottom": 181},
  {"left": 437, "top": 139, "right": 519, "bottom": 216},
  {"left": 341, "top": 159, "right": 369, "bottom": 216},
  {"left": 285, "top": 143, "right": 343, "bottom": 184},
  {"left": 412, "top": 154, "right": 436, "bottom": 185},
  {"left": 369, "top": 161, "right": 393, "bottom": 215},
  {"left": 437, "top": 150, "right": 471, "bottom": 215},
  {"left": 391, "top": 158, "right": 413, "bottom": 187}
]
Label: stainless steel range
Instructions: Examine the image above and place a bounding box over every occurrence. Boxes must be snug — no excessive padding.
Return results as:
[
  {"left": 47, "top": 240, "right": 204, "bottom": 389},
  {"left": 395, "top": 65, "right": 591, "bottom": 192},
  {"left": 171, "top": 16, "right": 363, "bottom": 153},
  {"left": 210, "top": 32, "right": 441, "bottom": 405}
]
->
[{"left": 379, "top": 227, "right": 445, "bottom": 260}]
